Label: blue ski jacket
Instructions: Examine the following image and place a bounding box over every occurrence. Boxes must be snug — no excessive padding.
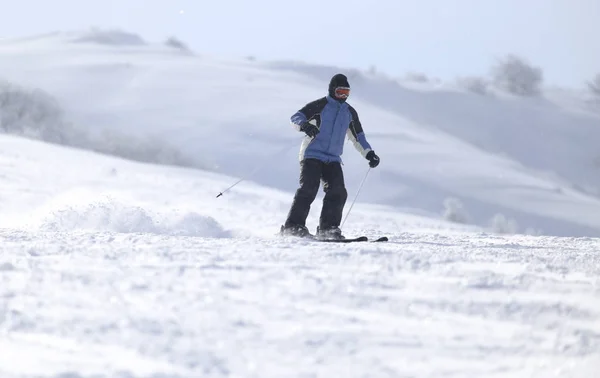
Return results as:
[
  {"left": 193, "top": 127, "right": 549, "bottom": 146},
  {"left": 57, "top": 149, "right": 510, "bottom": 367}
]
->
[{"left": 290, "top": 95, "right": 373, "bottom": 163}]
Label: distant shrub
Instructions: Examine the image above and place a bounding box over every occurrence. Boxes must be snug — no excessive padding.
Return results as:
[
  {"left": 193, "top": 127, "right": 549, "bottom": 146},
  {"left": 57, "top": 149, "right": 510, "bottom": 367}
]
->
[
  {"left": 0, "top": 79, "right": 208, "bottom": 170},
  {"left": 490, "top": 213, "right": 518, "bottom": 234},
  {"left": 457, "top": 76, "right": 489, "bottom": 95},
  {"left": 165, "top": 36, "right": 190, "bottom": 52},
  {"left": 443, "top": 197, "right": 469, "bottom": 224},
  {"left": 491, "top": 55, "right": 543, "bottom": 96},
  {"left": 0, "top": 80, "right": 75, "bottom": 144},
  {"left": 71, "top": 28, "right": 146, "bottom": 46},
  {"left": 587, "top": 73, "right": 600, "bottom": 97},
  {"left": 405, "top": 71, "right": 429, "bottom": 83}
]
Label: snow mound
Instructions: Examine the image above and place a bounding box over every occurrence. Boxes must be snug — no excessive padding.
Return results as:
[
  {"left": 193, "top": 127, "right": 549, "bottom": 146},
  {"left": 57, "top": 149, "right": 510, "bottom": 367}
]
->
[
  {"left": 40, "top": 199, "right": 156, "bottom": 234},
  {"left": 30, "top": 194, "right": 230, "bottom": 238},
  {"left": 69, "top": 29, "right": 146, "bottom": 46}
]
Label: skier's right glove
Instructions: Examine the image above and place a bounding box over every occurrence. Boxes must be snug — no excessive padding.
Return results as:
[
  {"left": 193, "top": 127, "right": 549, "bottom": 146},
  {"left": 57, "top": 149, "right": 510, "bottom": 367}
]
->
[{"left": 300, "top": 122, "right": 319, "bottom": 138}]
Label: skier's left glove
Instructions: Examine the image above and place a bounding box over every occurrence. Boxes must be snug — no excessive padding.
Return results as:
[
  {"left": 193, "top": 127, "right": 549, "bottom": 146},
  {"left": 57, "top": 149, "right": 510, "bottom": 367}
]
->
[
  {"left": 300, "top": 122, "right": 320, "bottom": 138},
  {"left": 366, "top": 150, "right": 380, "bottom": 168}
]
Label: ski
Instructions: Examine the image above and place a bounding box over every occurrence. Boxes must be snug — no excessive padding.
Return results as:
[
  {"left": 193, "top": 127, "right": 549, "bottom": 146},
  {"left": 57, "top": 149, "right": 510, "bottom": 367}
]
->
[
  {"left": 278, "top": 226, "right": 388, "bottom": 243},
  {"left": 315, "top": 236, "right": 368, "bottom": 243},
  {"left": 372, "top": 236, "right": 388, "bottom": 242},
  {"left": 313, "top": 236, "right": 388, "bottom": 243}
]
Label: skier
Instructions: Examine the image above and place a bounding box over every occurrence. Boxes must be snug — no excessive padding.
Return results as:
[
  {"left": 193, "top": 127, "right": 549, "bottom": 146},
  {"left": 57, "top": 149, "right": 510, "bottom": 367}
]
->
[{"left": 280, "top": 73, "right": 380, "bottom": 240}]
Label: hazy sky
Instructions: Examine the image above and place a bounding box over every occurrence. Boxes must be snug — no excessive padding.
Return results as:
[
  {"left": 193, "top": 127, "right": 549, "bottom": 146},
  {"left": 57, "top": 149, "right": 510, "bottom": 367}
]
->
[{"left": 1, "top": 0, "right": 598, "bottom": 87}]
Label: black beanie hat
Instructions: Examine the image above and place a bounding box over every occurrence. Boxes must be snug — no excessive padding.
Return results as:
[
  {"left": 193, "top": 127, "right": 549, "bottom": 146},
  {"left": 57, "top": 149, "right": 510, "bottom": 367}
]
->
[{"left": 328, "top": 73, "right": 350, "bottom": 98}]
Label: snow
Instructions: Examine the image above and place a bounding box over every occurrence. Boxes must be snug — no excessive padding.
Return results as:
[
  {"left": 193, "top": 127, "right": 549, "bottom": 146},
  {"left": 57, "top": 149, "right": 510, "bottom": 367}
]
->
[{"left": 0, "top": 29, "right": 599, "bottom": 377}]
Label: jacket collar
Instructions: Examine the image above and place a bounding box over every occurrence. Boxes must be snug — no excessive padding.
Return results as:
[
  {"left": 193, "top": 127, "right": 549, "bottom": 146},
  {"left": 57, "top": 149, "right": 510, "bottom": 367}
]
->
[{"left": 326, "top": 95, "right": 347, "bottom": 107}]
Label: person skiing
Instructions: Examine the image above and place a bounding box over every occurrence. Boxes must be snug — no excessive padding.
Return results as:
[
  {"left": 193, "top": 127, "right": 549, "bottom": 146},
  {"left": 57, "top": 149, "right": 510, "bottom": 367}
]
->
[{"left": 280, "top": 73, "right": 380, "bottom": 240}]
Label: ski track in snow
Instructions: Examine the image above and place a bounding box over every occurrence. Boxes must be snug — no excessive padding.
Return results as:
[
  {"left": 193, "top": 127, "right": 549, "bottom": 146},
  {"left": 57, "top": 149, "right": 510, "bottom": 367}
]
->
[{"left": 1, "top": 229, "right": 599, "bottom": 377}]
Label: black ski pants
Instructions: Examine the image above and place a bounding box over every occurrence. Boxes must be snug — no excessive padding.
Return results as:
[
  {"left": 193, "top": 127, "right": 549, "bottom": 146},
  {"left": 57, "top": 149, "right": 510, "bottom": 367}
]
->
[{"left": 285, "top": 158, "right": 348, "bottom": 230}]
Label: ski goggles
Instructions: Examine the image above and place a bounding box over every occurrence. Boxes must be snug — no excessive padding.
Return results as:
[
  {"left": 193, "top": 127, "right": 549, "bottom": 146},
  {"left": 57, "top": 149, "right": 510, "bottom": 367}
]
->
[{"left": 334, "top": 86, "right": 351, "bottom": 99}]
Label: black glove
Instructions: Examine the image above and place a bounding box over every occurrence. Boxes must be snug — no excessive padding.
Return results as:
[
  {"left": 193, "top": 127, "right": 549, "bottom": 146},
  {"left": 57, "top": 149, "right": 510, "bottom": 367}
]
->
[
  {"left": 366, "top": 150, "right": 380, "bottom": 168},
  {"left": 300, "top": 122, "right": 319, "bottom": 138}
]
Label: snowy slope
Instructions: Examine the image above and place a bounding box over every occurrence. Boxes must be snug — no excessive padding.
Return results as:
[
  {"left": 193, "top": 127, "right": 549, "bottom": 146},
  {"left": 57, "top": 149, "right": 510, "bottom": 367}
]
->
[
  {"left": 0, "top": 134, "right": 451, "bottom": 238},
  {"left": 1, "top": 30, "right": 600, "bottom": 236},
  {"left": 0, "top": 134, "right": 599, "bottom": 378},
  {"left": 0, "top": 29, "right": 599, "bottom": 378}
]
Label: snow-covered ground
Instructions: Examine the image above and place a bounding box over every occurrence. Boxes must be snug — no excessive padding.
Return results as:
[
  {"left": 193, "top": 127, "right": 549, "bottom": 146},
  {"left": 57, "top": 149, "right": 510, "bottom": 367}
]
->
[
  {"left": 0, "top": 135, "right": 598, "bottom": 378},
  {"left": 0, "top": 30, "right": 599, "bottom": 377}
]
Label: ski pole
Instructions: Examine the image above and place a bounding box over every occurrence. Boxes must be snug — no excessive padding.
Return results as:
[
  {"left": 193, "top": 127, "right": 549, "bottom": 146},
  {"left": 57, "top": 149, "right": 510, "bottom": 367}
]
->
[
  {"left": 340, "top": 167, "right": 371, "bottom": 229},
  {"left": 216, "top": 140, "right": 298, "bottom": 198}
]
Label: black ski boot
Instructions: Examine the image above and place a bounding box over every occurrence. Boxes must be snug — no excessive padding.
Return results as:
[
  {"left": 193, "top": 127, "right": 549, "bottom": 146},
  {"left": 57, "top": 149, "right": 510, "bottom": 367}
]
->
[
  {"left": 316, "top": 226, "right": 345, "bottom": 241},
  {"left": 280, "top": 224, "right": 313, "bottom": 238}
]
